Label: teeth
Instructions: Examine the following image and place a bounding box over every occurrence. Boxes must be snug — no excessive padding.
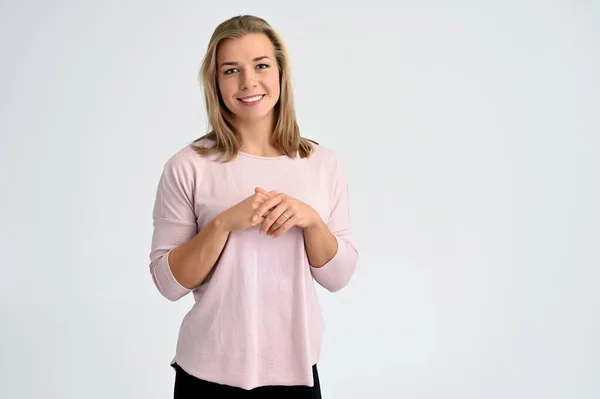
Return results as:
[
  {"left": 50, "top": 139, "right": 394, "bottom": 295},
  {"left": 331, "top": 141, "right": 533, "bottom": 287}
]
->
[{"left": 240, "top": 95, "right": 263, "bottom": 103}]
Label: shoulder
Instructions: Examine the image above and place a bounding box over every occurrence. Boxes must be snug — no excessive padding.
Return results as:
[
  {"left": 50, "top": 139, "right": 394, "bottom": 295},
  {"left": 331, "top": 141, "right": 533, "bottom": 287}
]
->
[
  {"left": 157, "top": 143, "right": 213, "bottom": 195},
  {"left": 307, "top": 143, "right": 351, "bottom": 190},
  {"left": 163, "top": 139, "right": 216, "bottom": 172},
  {"left": 307, "top": 142, "right": 338, "bottom": 161},
  {"left": 306, "top": 142, "right": 345, "bottom": 170}
]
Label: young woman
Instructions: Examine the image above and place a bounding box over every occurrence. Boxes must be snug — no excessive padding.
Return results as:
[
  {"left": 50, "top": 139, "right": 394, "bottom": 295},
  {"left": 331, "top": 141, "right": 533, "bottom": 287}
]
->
[{"left": 149, "top": 14, "right": 358, "bottom": 398}]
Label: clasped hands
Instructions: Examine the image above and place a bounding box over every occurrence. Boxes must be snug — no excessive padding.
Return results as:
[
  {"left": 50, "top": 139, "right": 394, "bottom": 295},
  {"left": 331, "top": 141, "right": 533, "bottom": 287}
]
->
[
  {"left": 218, "top": 186, "right": 322, "bottom": 238},
  {"left": 252, "top": 187, "right": 321, "bottom": 237}
]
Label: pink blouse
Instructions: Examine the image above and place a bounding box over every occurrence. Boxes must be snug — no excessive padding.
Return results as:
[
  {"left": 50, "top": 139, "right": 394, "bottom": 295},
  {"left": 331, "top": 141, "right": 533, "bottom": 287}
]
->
[{"left": 149, "top": 139, "right": 358, "bottom": 389}]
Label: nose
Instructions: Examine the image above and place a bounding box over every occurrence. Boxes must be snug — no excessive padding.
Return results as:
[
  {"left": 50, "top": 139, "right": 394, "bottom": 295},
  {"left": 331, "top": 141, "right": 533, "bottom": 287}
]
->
[{"left": 240, "top": 70, "right": 258, "bottom": 90}]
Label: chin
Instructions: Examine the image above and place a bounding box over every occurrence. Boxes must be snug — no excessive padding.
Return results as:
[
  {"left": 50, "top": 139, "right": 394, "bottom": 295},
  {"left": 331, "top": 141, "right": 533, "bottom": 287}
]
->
[
  {"left": 238, "top": 113, "right": 271, "bottom": 123},
  {"left": 237, "top": 108, "right": 276, "bottom": 122}
]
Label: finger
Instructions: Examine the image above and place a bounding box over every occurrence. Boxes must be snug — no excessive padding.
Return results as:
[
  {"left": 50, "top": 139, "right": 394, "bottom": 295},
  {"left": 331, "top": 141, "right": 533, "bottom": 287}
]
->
[
  {"left": 251, "top": 205, "right": 279, "bottom": 227},
  {"left": 252, "top": 193, "right": 270, "bottom": 211},
  {"left": 267, "top": 210, "right": 293, "bottom": 235},
  {"left": 253, "top": 192, "right": 268, "bottom": 203},
  {"left": 253, "top": 194, "right": 284, "bottom": 222},
  {"left": 260, "top": 203, "right": 289, "bottom": 234},
  {"left": 271, "top": 214, "right": 299, "bottom": 238},
  {"left": 255, "top": 186, "right": 278, "bottom": 198},
  {"left": 251, "top": 193, "right": 279, "bottom": 224},
  {"left": 256, "top": 191, "right": 278, "bottom": 205},
  {"left": 255, "top": 186, "right": 268, "bottom": 195},
  {"left": 255, "top": 186, "right": 278, "bottom": 195}
]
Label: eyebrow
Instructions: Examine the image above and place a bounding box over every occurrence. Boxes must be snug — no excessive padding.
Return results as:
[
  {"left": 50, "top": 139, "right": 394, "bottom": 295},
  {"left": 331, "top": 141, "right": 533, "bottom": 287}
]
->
[{"left": 220, "top": 56, "right": 271, "bottom": 68}]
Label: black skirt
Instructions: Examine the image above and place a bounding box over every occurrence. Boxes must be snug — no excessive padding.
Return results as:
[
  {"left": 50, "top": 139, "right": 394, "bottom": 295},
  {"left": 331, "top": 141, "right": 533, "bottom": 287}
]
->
[{"left": 172, "top": 362, "right": 322, "bottom": 399}]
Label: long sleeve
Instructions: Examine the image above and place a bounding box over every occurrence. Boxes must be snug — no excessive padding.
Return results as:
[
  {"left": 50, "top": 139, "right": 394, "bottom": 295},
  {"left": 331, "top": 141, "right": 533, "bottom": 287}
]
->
[
  {"left": 149, "top": 156, "right": 198, "bottom": 301},
  {"left": 309, "top": 155, "right": 358, "bottom": 292}
]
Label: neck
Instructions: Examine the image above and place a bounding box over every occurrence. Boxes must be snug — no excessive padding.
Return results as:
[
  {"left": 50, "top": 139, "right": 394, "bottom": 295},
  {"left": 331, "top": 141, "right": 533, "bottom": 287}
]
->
[{"left": 235, "top": 113, "right": 281, "bottom": 157}]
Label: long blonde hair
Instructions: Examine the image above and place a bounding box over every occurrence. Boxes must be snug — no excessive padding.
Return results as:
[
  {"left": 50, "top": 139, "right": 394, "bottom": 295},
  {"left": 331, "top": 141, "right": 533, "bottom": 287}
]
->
[{"left": 193, "top": 15, "right": 317, "bottom": 162}]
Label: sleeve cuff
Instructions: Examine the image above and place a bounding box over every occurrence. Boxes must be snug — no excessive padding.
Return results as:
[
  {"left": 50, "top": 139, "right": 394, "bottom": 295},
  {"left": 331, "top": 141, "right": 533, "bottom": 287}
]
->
[
  {"left": 309, "top": 235, "right": 357, "bottom": 292},
  {"left": 152, "top": 250, "right": 193, "bottom": 301}
]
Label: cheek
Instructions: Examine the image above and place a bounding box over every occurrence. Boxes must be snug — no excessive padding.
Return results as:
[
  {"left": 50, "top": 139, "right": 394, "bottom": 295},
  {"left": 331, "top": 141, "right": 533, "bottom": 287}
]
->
[
  {"left": 218, "top": 79, "right": 236, "bottom": 102},
  {"left": 268, "top": 76, "right": 280, "bottom": 98}
]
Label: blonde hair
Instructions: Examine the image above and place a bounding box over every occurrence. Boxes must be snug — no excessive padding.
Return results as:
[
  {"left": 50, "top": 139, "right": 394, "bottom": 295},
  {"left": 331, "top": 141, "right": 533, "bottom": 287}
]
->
[{"left": 192, "top": 15, "right": 317, "bottom": 162}]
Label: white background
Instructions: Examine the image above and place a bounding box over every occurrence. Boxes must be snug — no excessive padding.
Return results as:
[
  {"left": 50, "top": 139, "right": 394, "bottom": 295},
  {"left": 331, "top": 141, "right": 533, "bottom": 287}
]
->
[{"left": 1, "top": 1, "right": 598, "bottom": 398}]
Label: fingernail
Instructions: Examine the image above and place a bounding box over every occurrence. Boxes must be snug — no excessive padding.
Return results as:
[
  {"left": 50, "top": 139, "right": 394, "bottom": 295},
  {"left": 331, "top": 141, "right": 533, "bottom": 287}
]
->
[{"left": 252, "top": 215, "right": 258, "bottom": 222}]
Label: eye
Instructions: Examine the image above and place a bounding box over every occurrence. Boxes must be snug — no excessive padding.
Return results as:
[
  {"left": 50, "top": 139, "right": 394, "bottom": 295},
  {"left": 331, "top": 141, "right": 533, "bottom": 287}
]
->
[
  {"left": 256, "top": 63, "right": 269, "bottom": 70},
  {"left": 224, "top": 68, "right": 238, "bottom": 75}
]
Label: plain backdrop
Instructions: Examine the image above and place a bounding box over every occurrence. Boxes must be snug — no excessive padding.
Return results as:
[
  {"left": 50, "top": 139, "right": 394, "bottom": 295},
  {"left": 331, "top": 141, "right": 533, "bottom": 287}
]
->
[{"left": 1, "top": 1, "right": 598, "bottom": 398}]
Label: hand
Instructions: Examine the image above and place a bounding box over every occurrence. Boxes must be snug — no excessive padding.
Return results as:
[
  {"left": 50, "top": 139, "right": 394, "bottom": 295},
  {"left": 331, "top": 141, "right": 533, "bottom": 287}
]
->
[
  {"left": 219, "top": 188, "right": 278, "bottom": 232},
  {"left": 252, "top": 187, "right": 322, "bottom": 237}
]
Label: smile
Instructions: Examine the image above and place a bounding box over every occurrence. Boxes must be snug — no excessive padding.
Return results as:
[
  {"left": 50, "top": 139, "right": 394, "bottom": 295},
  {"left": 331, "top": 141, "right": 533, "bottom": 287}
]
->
[{"left": 238, "top": 95, "right": 264, "bottom": 105}]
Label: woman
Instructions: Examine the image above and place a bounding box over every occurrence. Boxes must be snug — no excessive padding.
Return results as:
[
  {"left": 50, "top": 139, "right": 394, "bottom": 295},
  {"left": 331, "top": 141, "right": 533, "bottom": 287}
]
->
[{"left": 149, "top": 14, "right": 358, "bottom": 398}]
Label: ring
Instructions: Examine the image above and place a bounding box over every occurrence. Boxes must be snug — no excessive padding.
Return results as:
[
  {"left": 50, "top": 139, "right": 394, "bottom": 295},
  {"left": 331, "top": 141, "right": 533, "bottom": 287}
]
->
[{"left": 282, "top": 213, "right": 289, "bottom": 220}]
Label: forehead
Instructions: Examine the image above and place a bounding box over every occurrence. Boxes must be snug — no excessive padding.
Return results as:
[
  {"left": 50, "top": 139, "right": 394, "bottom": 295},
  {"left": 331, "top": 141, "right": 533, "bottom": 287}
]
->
[{"left": 217, "top": 33, "right": 275, "bottom": 63}]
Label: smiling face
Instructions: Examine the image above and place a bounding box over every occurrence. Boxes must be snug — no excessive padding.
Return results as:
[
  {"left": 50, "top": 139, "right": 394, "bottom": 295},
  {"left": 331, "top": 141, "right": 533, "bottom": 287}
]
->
[{"left": 216, "top": 33, "right": 280, "bottom": 126}]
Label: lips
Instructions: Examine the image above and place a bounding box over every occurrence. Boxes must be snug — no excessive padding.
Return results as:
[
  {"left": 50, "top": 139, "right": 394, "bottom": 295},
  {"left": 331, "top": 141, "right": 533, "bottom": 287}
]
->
[{"left": 238, "top": 94, "right": 265, "bottom": 102}]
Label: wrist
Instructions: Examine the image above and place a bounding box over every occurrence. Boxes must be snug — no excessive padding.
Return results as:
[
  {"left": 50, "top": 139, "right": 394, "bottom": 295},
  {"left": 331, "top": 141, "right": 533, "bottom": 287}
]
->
[
  {"left": 213, "top": 212, "right": 231, "bottom": 233},
  {"left": 303, "top": 218, "right": 326, "bottom": 232}
]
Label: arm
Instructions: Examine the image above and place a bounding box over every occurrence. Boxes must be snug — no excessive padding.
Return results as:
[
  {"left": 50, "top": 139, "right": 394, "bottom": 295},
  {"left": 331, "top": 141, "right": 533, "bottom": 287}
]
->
[
  {"left": 303, "top": 220, "right": 337, "bottom": 267},
  {"left": 149, "top": 157, "right": 229, "bottom": 302},
  {"left": 167, "top": 216, "right": 230, "bottom": 291},
  {"left": 306, "top": 156, "right": 358, "bottom": 292}
]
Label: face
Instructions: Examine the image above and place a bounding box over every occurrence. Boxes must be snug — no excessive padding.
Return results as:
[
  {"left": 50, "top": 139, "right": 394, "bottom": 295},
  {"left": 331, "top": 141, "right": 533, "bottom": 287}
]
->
[{"left": 216, "top": 33, "right": 280, "bottom": 125}]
